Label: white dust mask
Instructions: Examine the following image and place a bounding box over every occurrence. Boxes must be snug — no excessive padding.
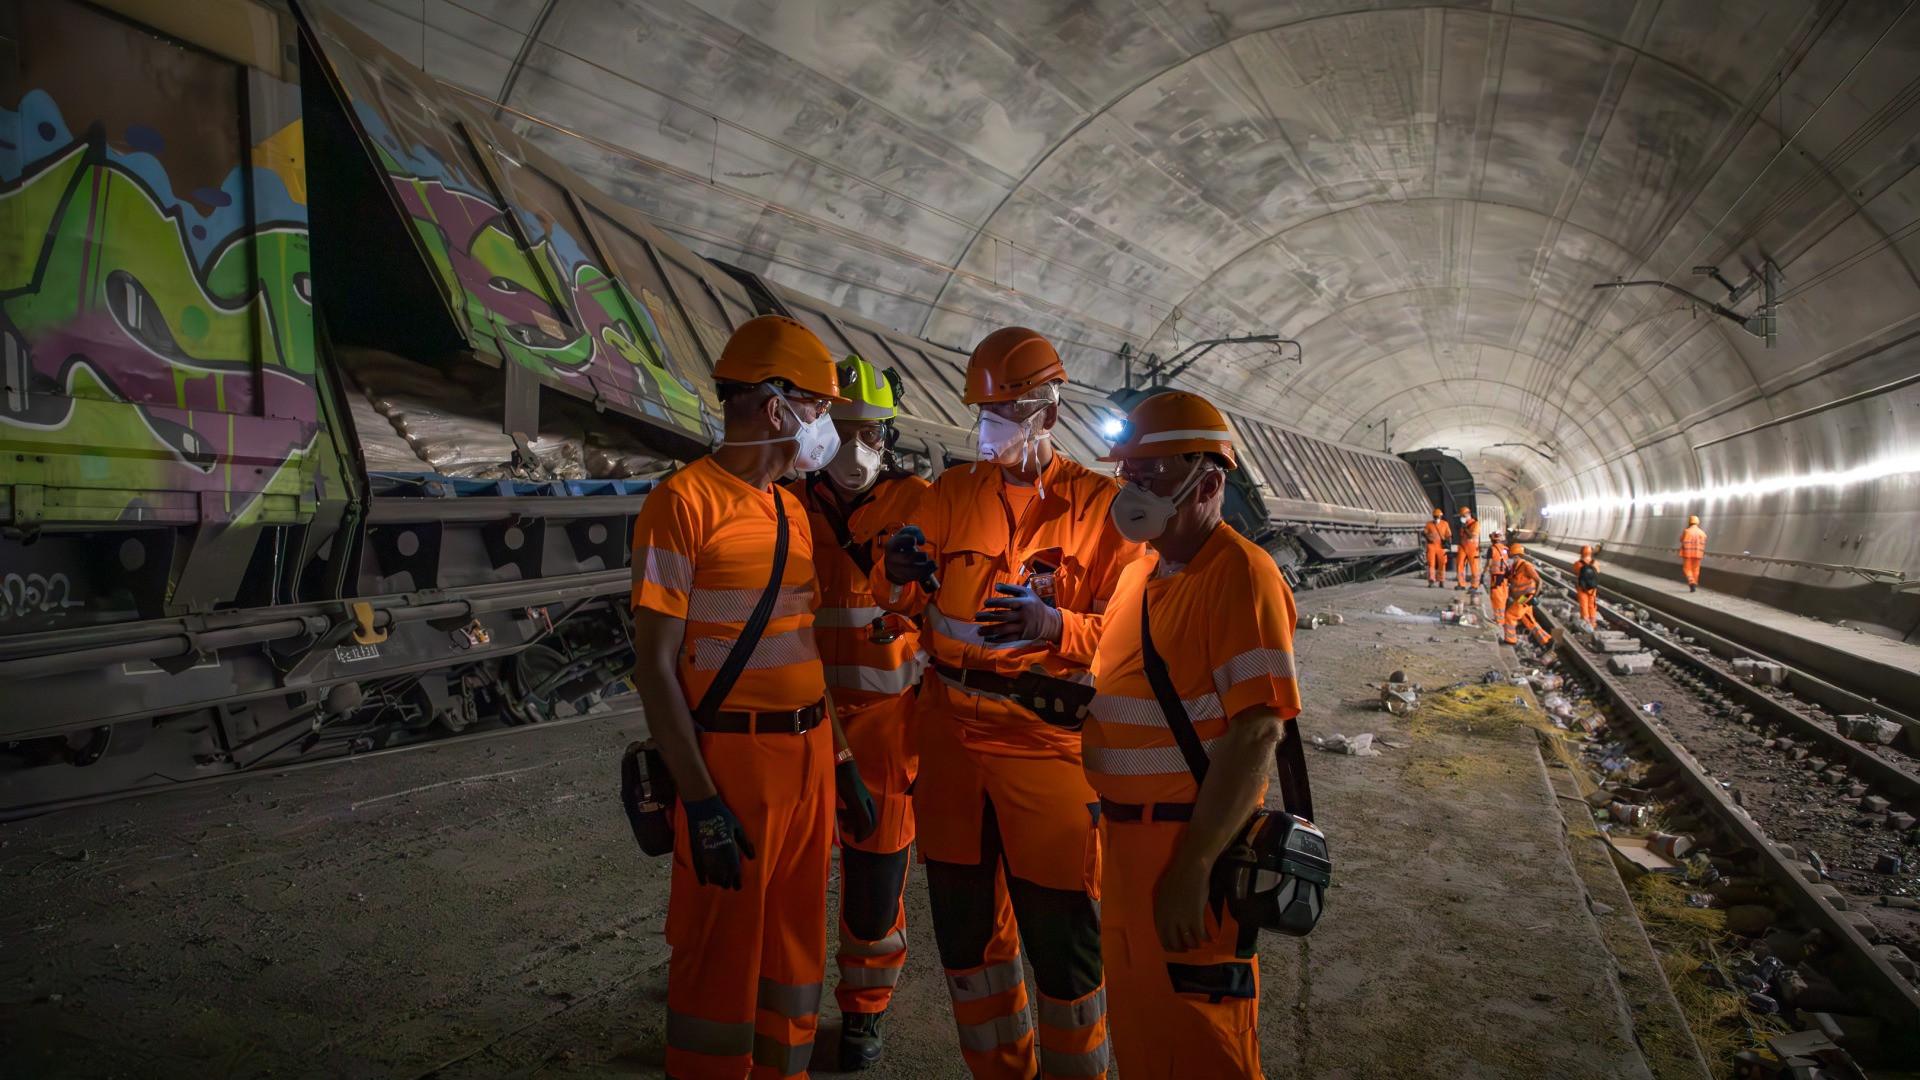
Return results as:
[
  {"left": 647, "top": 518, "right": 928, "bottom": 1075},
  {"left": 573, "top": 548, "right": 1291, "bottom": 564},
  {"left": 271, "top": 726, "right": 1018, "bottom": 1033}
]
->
[
  {"left": 725, "top": 393, "right": 841, "bottom": 472},
  {"left": 976, "top": 409, "right": 1042, "bottom": 466},
  {"left": 1109, "top": 465, "right": 1209, "bottom": 543},
  {"left": 824, "top": 438, "right": 883, "bottom": 493}
]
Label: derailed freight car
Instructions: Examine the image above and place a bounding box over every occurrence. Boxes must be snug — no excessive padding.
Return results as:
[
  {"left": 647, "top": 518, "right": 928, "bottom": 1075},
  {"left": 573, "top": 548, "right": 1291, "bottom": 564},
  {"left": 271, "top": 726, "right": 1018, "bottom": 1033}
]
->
[{"left": 0, "top": 0, "right": 1442, "bottom": 814}]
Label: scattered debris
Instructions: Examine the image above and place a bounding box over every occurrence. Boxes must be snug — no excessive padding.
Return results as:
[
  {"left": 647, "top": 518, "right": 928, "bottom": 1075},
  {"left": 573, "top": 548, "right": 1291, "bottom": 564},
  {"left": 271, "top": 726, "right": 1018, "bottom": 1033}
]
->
[
  {"left": 1648, "top": 832, "right": 1695, "bottom": 860},
  {"left": 1836, "top": 714, "right": 1899, "bottom": 746},
  {"left": 1379, "top": 676, "right": 1419, "bottom": 716},
  {"left": 1605, "top": 834, "right": 1685, "bottom": 877},
  {"left": 1310, "top": 732, "right": 1380, "bottom": 757},
  {"left": 1609, "top": 652, "right": 1655, "bottom": 674}
]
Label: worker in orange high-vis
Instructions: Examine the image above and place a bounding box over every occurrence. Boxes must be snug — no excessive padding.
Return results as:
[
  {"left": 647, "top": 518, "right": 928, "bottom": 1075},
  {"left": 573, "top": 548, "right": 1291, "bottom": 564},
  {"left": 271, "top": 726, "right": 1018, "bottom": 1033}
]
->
[
  {"left": 1453, "top": 507, "right": 1480, "bottom": 592},
  {"left": 1679, "top": 515, "right": 1707, "bottom": 592},
  {"left": 630, "top": 315, "right": 879, "bottom": 1080},
  {"left": 789, "top": 356, "right": 930, "bottom": 1071},
  {"left": 1485, "top": 531, "right": 1510, "bottom": 623},
  {"left": 1572, "top": 545, "right": 1600, "bottom": 625},
  {"left": 1501, "top": 543, "right": 1551, "bottom": 648},
  {"left": 1085, "top": 391, "right": 1301, "bottom": 1079},
  {"left": 879, "top": 327, "right": 1141, "bottom": 1079},
  {"left": 1422, "top": 509, "right": 1451, "bottom": 587}
]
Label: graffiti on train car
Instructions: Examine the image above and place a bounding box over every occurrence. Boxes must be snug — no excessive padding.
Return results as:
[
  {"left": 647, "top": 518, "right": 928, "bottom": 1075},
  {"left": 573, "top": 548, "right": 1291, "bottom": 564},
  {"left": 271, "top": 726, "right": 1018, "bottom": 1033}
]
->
[
  {"left": 0, "top": 60, "right": 320, "bottom": 527},
  {"left": 315, "top": 40, "right": 711, "bottom": 442}
]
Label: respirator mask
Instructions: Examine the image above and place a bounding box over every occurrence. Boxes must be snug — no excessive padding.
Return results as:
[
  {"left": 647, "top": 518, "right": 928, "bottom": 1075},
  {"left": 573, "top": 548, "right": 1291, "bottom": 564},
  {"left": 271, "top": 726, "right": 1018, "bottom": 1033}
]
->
[
  {"left": 824, "top": 436, "right": 883, "bottom": 493},
  {"left": 974, "top": 387, "right": 1056, "bottom": 470},
  {"left": 1110, "top": 462, "right": 1213, "bottom": 543},
  {"left": 724, "top": 388, "right": 840, "bottom": 473}
]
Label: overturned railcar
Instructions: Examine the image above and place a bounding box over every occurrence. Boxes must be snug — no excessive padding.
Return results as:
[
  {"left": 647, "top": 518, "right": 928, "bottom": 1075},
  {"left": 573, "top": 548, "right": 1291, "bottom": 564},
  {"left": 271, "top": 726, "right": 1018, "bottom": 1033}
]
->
[{"left": 0, "top": 0, "right": 1445, "bottom": 814}]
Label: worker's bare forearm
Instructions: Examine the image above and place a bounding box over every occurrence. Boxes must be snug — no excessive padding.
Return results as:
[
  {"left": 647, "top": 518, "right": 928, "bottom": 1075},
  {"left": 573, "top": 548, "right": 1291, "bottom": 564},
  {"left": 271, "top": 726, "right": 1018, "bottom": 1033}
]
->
[
  {"left": 1172, "top": 709, "right": 1284, "bottom": 873},
  {"left": 630, "top": 611, "right": 717, "bottom": 802},
  {"left": 825, "top": 688, "right": 849, "bottom": 755}
]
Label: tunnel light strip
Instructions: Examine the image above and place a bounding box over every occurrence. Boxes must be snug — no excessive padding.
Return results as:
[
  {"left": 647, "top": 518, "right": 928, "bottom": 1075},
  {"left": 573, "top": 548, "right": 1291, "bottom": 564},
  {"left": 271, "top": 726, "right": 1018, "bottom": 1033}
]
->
[{"left": 1540, "top": 451, "right": 1920, "bottom": 518}]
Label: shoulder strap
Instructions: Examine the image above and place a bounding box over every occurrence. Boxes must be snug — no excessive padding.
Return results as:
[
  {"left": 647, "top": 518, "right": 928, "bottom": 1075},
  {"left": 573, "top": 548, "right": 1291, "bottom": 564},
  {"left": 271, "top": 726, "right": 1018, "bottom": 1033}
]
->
[
  {"left": 692, "top": 489, "right": 790, "bottom": 727},
  {"left": 1139, "top": 582, "right": 1315, "bottom": 821},
  {"left": 808, "top": 478, "right": 873, "bottom": 577}
]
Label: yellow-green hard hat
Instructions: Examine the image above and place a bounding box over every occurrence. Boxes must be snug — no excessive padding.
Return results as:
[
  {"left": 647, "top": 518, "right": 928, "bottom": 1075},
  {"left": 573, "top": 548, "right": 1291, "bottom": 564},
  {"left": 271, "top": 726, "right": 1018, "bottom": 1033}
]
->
[{"left": 831, "top": 355, "right": 901, "bottom": 421}]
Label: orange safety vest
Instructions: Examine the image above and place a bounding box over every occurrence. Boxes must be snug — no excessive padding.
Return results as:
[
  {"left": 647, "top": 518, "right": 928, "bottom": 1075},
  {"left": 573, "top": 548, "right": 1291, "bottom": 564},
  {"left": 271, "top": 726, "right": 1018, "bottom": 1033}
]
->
[
  {"left": 1457, "top": 516, "right": 1479, "bottom": 547},
  {"left": 875, "top": 453, "right": 1144, "bottom": 756},
  {"left": 1487, "top": 542, "right": 1511, "bottom": 582},
  {"left": 792, "top": 472, "right": 930, "bottom": 703},
  {"left": 1423, "top": 519, "right": 1452, "bottom": 546},
  {"left": 1680, "top": 526, "right": 1707, "bottom": 558},
  {"left": 1507, "top": 558, "right": 1541, "bottom": 596}
]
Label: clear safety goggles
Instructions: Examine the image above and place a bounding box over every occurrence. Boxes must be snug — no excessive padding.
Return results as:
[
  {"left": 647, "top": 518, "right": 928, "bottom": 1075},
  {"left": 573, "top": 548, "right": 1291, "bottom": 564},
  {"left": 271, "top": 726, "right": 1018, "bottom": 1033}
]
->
[
  {"left": 834, "top": 419, "right": 891, "bottom": 449},
  {"left": 977, "top": 385, "right": 1059, "bottom": 424},
  {"left": 1115, "top": 453, "right": 1215, "bottom": 490}
]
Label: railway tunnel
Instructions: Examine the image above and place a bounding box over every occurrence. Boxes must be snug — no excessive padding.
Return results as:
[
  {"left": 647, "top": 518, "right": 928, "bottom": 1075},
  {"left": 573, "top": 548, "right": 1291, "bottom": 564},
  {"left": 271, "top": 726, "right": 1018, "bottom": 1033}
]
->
[{"left": 3, "top": 1, "right": 1919, "bottom": 1076}]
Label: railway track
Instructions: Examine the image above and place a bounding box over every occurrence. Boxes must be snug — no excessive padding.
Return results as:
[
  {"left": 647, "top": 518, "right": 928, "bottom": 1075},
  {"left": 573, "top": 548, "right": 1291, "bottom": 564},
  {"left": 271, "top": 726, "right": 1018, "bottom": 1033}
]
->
[{"left": 1529, "top": 586, "right": 1920, "bottom": 1064}]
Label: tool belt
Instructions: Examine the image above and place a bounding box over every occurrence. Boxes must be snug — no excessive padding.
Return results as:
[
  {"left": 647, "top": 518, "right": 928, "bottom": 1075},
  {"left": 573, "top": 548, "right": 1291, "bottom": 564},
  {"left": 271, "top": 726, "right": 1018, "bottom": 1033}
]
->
[
  {"left": 931, "top": 662, "right": 1095, "bottom": 730},
  {"left": 1099, "top": 797, "right": 1194, "bottom": 823},
  {"left": 702, "top": 701, "right": 826, "bottom": 735}
]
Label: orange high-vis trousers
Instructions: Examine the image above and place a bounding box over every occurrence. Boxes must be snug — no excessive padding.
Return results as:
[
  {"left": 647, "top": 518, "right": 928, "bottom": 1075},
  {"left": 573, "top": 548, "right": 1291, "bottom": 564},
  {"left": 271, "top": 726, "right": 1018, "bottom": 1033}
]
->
[
  {"left": 1102, "top": 817, "right": 1261, "bottom": 1079},
  {"left": 665, "top": 723, "right": 834, "bottom": 1080},
  {"left": 1425, "top": 544, "right": 1447, "bottom": 583},
  {"left": 1503, "top": 596, "right": 1549, "bottom": 646},
  {"left": 1577, "top": 588, "right": 1599, "bottom": 624},
  {"left": 834, "top": 690, "right": 918, "bottom": 1016},
  {"left": 914, "top": 681, "right": 1109, "bottom": 1080},
  {"left": 1681, "top": 555, "right": 1702, "bottom": 586},
  {"left": 1455, "top": 543, "right": 1480, "bottom": 589},
  {"left": 1489, "top": 582, "right": 1509, "bottom": 624}
]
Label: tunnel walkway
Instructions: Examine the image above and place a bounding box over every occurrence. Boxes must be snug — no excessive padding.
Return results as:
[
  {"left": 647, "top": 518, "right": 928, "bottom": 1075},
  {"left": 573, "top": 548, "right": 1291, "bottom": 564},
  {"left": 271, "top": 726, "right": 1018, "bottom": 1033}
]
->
[{"left": 0, "top": 576, "right": 1660, "bottom": 1079}]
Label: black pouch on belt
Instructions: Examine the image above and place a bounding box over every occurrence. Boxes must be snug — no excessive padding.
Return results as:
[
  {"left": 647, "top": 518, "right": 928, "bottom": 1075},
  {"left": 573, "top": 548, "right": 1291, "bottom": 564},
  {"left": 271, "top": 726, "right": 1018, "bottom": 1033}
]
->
[
  {"left": 1137, "top": 589, "right": 1330, "bottom": 946},
  {"left": 618, "top": 492, "right": 789, "bottom": 857}
]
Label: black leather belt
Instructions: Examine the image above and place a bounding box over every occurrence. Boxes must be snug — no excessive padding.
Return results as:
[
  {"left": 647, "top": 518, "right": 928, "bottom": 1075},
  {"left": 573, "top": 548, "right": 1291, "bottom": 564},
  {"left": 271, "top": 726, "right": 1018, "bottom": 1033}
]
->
[
  {"left": 1099, "top": 797, "right": 1195, "bottom": 823},
  {"left": 930, "top": 663, "right": 1097, "bottom": 731},
  {"left": 930, "top": 663, "right": 1023, "bottom": 697},
  {"left": 703, "top": 701, "right": 825, "bottom": 735}
]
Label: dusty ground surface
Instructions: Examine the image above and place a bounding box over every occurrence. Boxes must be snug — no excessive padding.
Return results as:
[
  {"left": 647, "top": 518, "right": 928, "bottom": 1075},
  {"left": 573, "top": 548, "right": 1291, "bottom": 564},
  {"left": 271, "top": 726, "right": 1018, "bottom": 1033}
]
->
[{"left": 1, "top": 575, "right": 1655, "bottom": 1079}]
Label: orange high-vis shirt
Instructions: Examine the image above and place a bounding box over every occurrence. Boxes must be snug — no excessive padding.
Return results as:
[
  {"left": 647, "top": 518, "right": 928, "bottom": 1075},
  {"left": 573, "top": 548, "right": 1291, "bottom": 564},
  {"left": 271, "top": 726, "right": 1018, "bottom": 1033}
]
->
[
  {"left": 1457, "top": 517, "right": 1479, "bottom": 546},
  {"left": 1084, "top": 524, "right": 1302, "bottom": 805},
  {"left": 1507, "top": 558, "right": 1542, "bottom": 594},
  {"left": 872, "top": 453, "right": 1144, "bottom": 757},
  {"left": 1423, "top": 519, "right": 1452, "bottom": 545},
  {"left": 1487, "top": 541, "right": 1511, "bottom": 580},
  {"left": 790, "top": 472, "right": 930, "bottom": 704},
  {"left": 1680, "top": 525, "right": 1707, "bottom": 557},
  {"left": 630, "top": 456, "right": 825, "bottom": 713}
]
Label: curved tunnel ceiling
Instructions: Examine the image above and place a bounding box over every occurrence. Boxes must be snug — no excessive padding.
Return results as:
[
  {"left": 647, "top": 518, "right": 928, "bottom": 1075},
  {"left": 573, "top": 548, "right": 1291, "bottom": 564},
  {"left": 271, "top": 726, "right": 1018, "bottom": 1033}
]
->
[{"left": 335, "top": 0, "right": 1920, "bottom": 512}]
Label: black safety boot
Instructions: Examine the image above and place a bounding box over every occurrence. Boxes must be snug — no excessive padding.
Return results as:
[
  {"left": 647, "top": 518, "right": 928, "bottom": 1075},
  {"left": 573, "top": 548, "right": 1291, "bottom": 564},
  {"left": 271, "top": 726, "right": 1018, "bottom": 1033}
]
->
[
  {"left": 840, "top": 1011, "right": 885, "bottom": 1071},
  {"left": 1690, "top": 584, "right": 1697, "bottom": 593}
]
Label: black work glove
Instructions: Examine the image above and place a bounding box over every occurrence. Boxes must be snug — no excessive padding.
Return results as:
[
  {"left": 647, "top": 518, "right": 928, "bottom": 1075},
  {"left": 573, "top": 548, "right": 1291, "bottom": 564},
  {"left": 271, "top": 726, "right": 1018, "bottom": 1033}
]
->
[
  {"left": 974, "top": 582, "right": 1063, "bottom": 644},
  {"left": 836, "top": 758, "right": 879, "bottom": 843},
  {"left": 682, "top": 795, "right": 754, "bottom": 889},
  {"left": 883, "top": 525, "right": 936, "bottom": 588}
]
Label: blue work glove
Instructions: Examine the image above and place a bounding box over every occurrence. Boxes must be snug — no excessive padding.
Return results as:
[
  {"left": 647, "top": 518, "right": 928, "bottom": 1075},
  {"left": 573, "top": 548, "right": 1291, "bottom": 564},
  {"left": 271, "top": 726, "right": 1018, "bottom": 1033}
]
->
[
  {"left": 974, "top": 582, "right": 1063, "bottom": 644},
  {"left": 883, "top": 525, "right": 937, "bottom": 588},
  {"left": 682, "top": 795, "right": 754, "bottom": 890},
  {"left": 836, "top": 758, "right": 879, "bottom": 843}
]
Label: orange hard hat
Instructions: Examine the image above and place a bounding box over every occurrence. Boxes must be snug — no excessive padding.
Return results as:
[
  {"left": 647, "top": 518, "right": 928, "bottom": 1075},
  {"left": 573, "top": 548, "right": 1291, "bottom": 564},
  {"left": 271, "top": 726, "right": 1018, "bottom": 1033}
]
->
[
  {"left": 713, "top": 316, "right": 846, "bottom": 402},
  {"left": 963, "top": 327, "right": 1067, "bottom": 405},
  {"left": 1688, "top": 515, "right": 1699, "bottom": 525},
  {"left": 1098, "top": 390, "right": 1237, "bottom": 469},
  {"left": 1581, "top": 544, "right": 1593, "bottom": 557},
  {"left": 1509, "top": 543, "right": 1525, "bottom": 556},
  {"left": 1433, "top": 508, "right": 1444, "bottom": 518}
]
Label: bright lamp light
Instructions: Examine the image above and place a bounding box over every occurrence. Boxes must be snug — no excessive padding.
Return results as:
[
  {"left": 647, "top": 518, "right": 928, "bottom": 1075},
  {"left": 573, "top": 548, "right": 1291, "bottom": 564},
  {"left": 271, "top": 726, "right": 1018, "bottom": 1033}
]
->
[
  {"left": 1100, "top": 417, "right": 1125, "bottom": 438},
  {"left": 1541, "top": 450, "right": 1920, "bottom": 518}
]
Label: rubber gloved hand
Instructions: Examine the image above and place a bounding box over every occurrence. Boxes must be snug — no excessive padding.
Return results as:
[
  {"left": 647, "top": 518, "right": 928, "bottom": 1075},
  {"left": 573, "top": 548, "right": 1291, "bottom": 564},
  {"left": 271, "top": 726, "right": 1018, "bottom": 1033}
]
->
[
  {"left": 974, "top": 582, "right": 1062, "bottom": 644},
  {"left": 682, "top": 795, "right": 755, "bottom": 889},
  {"left": 883, "top": 525, "right": 935, "bottom": 588},
  {"left": 836, "top": 757, "right": 879, "bottom": 843}
]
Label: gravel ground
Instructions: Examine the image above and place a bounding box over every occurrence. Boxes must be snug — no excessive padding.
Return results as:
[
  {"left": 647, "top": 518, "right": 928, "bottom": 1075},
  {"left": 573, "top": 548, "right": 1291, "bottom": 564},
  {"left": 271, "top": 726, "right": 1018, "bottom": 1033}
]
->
[{"left": 1, "top": 575, "right": 1655, "bottom": 1079}]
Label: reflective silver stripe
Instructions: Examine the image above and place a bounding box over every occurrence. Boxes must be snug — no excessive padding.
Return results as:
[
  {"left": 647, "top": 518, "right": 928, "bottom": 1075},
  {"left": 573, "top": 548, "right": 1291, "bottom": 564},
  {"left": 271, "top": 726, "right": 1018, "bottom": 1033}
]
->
[
  {"left": 667, "top": 1011, "right": 754, "bottom": 1057},
  {"left": 756, "top": 977, "right": 823, "bottom": 1019},
  {"left": 839, "top": 926, "right": 907, "bottom": 957},
  {"left": 1139, "top": 427, "right": 1228, "bottom": 444},
  {"left": 946, "top": 958, "right": 1025, "bottom": 1003},
  {"left": 1083, "top": 738, "right": 1222, "bottom": 776},
  {"left": 692, "top": 628, "right": 818, "bottom": 671},
  {"left": 927, "top": 606, "right": 1033, "bottom": 650},
  {"left": 815, "top": 604, "right": 884, "bottom": 628},
  {"left": 1039, "top": 1044, "right": 1110, "bottom": 1076},
  {"left": 688, "top": 585, "right": 813, "bottom": 623},
  {"left": 836, "top": 964, "right": 903, "bottom": 988},
  {"left": 751, "top": 1033, "right": 813, "bottom": 1076},
  {"left": 956, "top": 1009, "right": 1033, "bottom": 1052},
  {"left": 636, "top": 546, "right": 693, "bottom": 592},
  {"left": 1212, "top": 647, "right": 1297, "bottom": 697},
  {"left": 1090, "top": 692, "right": 1222, "bottom": 727},
  {"left": 1037, "top": 987, "right": 1107, "bottom": 1030},
  {"left": 824, "top": 662, "right": 920, "bottom": 695}
]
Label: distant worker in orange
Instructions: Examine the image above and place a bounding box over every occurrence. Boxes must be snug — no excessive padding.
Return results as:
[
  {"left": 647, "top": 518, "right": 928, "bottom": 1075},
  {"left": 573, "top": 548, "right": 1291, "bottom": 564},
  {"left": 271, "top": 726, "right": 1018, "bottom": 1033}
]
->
[
  {"left": 881, "top": 327, "right": 1141, "bottom": 1078},
  {"left": 1453, "top": 507, "right": 1480, "bottom": 592},
  {"left": 790, "top": 356, "right": 930, "bottom": 1070},
  {"left": 629, "top": 316, "right": 879, "bottom": 1080},
  {"left": 1085, "top": 391, "right": 1302, "bottom": 1078},
  {"left": 1422, "top": 509, "right": 1451, "bottom": 587},
  {"left": 1501, "top": 543, "right": 1551, "bottom": 648},
  {"left": 1678, "top": 515, "right": 1707, "bottom": 593},
  {"left": 1571, "top": 544, "right": 1600, "bottom": 625},
  {"left": 1485, "top": 531, "right": 1510, "bottom": 622}
]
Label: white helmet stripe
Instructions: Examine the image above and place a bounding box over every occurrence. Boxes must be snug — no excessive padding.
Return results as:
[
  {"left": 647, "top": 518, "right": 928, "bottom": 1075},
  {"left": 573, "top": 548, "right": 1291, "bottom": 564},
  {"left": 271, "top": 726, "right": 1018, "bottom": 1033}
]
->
[{"left": 1137, "top": 427, "right": 1230, "bottom": 444}]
